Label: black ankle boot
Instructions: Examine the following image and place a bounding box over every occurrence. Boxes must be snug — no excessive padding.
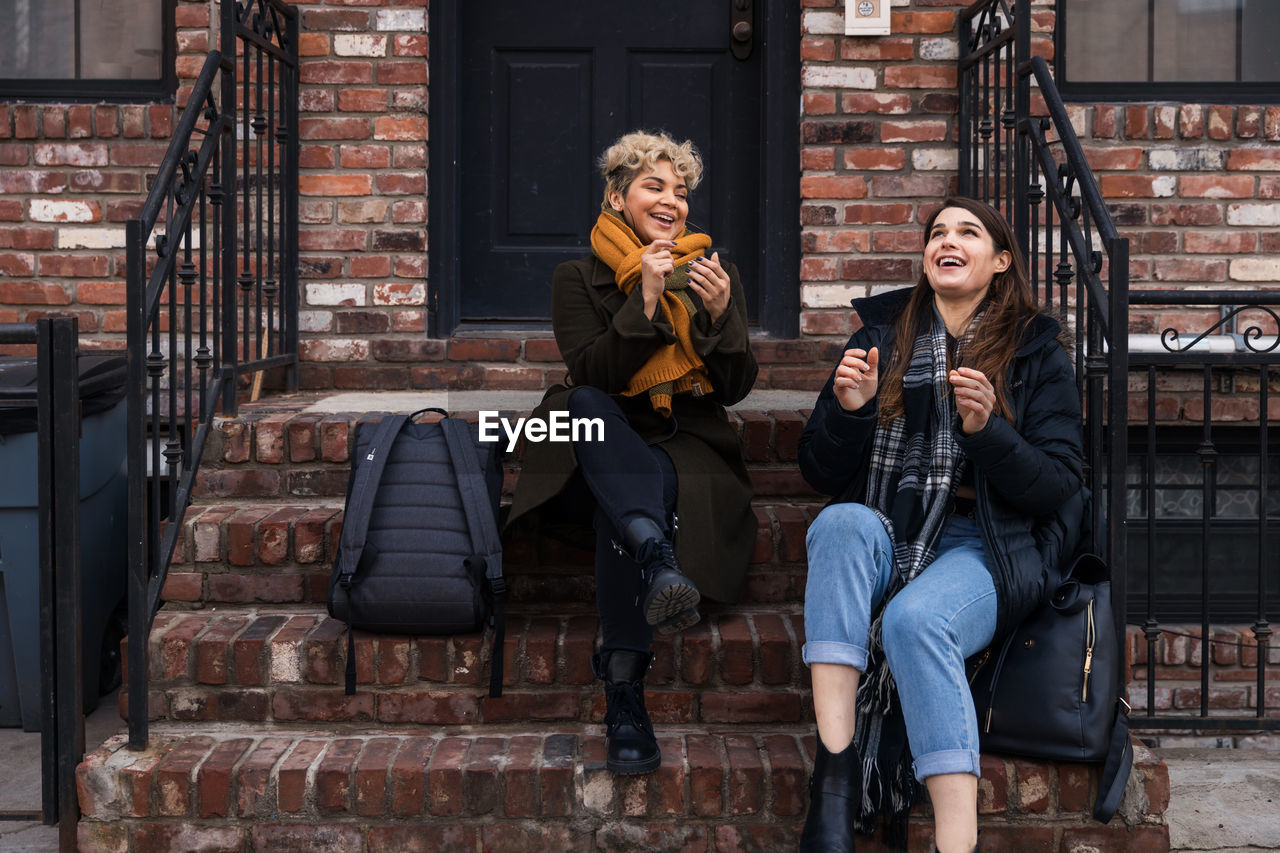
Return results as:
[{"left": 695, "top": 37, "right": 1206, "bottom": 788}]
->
[
  {"left": 799, "top": 738, "right": 861, "bottom": 853},
  {"left": 592, "top": 649, "right": 661, "bottom": 775},
  {"left": 621, "top": 517, "right": 701, "bottom": 630}
]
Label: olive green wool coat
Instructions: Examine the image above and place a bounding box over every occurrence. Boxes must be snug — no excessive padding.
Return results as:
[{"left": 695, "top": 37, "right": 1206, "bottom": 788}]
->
[{"left": 505, "top": 254, "right": 759, "bottom": 603}]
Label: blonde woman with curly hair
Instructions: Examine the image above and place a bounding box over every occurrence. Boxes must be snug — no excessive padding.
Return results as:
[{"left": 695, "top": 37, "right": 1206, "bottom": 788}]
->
[{"left": 507, "top": 129, "right": 758, "bottom": 774}]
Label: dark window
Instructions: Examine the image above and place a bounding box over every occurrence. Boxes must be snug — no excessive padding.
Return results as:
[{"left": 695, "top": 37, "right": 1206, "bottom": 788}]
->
[
  {"left": 1122, "top": 426, "right": 1280, "bottom": 623},
  {"left": 0, "top": 0, "right": 175, "bottom": 101},
  {"left": 1057, "top": 0, "right": 1280, "bottom": 103}
]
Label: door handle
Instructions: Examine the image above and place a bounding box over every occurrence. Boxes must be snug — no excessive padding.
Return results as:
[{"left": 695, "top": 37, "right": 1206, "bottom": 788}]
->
[{"left": 730, "top": 0, "right": 752, "bottom": 60}]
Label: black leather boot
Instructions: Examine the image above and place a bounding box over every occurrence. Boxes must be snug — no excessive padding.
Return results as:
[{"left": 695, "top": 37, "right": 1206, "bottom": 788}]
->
[
  {"left": 592, "top": 649, "right": 661, "bottom": 775},
  {"left": 799, "top": 738, "right": 861, "bottom": 852},
  {"left": 621, "top": 517, "right": 700, "bottom": 632}
]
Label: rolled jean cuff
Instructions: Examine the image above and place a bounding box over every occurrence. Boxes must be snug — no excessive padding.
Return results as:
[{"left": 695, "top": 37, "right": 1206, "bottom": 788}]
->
[
  {"left": 912, "top": 748, "right": 982, "bottom": 782},
  {"left": 801, "top": 640, "right": 868, "bottom": 671}
]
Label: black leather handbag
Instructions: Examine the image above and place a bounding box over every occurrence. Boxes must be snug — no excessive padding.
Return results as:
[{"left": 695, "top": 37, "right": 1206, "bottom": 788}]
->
[{"left": 969, "top": 551, "right": 1133, "bottom": 822}]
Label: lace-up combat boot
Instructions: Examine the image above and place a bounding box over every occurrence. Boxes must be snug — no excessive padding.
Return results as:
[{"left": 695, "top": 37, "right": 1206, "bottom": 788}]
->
[
  {"left": 620, "top": 517, "right": 700, "bottom": 633},
  {"left": 591, "top": 649, "right": 660, "bottom": 774}
]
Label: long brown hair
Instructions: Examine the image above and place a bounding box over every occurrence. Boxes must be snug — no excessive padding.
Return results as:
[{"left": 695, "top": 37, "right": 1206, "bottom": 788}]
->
[{"left": 877, "top": 197, "right": 1038, "bottom": 425}]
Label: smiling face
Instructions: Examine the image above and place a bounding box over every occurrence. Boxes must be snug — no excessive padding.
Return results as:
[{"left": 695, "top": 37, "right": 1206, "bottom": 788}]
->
[
  {"left": 923, "top": 205, "right": 1012, "bottom": 307},
  {"left": 608, "top": 159, "right": 689, "bottom": 245}
]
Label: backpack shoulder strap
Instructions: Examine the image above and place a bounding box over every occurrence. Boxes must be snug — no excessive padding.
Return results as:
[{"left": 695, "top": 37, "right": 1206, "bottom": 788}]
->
[
  {"left": 335, "top": 413, "right": 409, "bottom": 586},
  {"left": 1092, "top": 702, "right": 1133, "bottom": 822},
  {"left": 335, "top": 413, "right": 408, "bottom": 697},
  {"left": 440, "top": 416, "right": 506, "bottom": 698}
]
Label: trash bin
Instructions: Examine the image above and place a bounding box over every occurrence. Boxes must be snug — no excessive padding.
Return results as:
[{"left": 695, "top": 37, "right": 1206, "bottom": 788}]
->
[{"left": 0, "top": 353, "right": 128, "bottom": 731}]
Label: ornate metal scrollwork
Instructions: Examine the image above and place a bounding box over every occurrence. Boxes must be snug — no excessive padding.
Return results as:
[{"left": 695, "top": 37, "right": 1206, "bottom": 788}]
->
[
  {"left": 173, "top": 150, "right": 200, "bottom": 207},
  {"left": 1160, "top": 305, "right": 1280, "bottom": 354},
  {"left": 966, "top": 0, "right": 1013, "bottom": 54},
  {"left": 237, "top": 0, "right": 288, "bottom": 51}
]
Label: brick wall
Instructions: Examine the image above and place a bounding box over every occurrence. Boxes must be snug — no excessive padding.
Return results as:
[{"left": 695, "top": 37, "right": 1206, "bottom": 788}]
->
[
  {"left": 0, "top": 0, "right": 1276, "bottom": 392},
  {"left": 798, "top": 0, "right": 1279, "bottom": 344},
  {"left": 1127, "top": 625, "right": 1280, "bottom": 746}
]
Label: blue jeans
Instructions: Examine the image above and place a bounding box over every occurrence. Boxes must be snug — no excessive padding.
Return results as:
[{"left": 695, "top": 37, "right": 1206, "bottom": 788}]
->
[{"left": 803, "top": 502, "right": 997, "bottom": 782}]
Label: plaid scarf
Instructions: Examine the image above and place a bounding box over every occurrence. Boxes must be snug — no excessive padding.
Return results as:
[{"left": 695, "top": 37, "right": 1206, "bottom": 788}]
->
[{"left": 851, "top": 306, "right": 977, "bottom": 848}]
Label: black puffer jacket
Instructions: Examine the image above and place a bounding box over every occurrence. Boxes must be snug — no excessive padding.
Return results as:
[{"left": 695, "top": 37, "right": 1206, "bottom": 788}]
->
[{"left": 798, "top": 287, "right": 1084, "bottom": 638}]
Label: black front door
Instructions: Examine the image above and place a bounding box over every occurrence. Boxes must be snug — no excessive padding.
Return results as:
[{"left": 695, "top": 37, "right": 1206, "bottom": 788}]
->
[{"left": 455, "top": 1, "right": 763, "bottom": 324}]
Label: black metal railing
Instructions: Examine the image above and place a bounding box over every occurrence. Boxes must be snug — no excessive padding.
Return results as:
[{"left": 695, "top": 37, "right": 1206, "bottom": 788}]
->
[
  {"left": 959, "top": 0, "right": 1130, "bottom": 659},
  {"left": 0, "top": 319, "right": 82, "bottom": 848},
  {"left": 125, "top": 0, "right": 298, "bottom": 750},
  {"left": 960, "top": 0, "right": 1277, "bottom": 731},
  {"left": 1126, "top": 296, "right": 1276, "bottom": 729}
]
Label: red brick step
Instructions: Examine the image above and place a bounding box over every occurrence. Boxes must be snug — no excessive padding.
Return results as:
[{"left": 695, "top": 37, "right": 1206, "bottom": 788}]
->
[
  {"left": 126, "top": 607, "right": 810, "bottom": 728},
  {"left": 161, "top": 498, "right": 822, "bottom": 607},
  {"left": 76, "top": 726, "right": 1170, "bottom": 852}
]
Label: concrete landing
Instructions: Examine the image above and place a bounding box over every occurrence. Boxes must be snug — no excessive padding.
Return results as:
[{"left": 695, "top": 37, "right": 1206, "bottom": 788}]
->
[
  {"left": 1160, "top": 748, "right": 1280, "bottom": 852},
  {"left": 0, "top": 691, "right": 124, "bottom": 853}
]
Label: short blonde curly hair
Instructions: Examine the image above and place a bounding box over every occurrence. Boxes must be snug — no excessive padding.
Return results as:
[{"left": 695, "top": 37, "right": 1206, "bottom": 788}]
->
[{"left": 599, "top": 130, "right": 703, "bottom": 209}]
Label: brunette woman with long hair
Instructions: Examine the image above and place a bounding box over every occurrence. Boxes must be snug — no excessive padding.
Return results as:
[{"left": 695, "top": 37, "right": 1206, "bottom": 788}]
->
[{"left": 796, "top": 198, "right": 1083, "bottom": 852}]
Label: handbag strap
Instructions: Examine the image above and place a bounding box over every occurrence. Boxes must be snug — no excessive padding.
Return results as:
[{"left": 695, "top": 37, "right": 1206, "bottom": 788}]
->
[
  {"left": 334, "top": 413, "right": 409, "bottom": 695},
  {"left": 1092, "top": 702, "right": 1133, "bottom": 822},
  {"left": 440, "top": 417, "right": 506, "bottom": 699}
]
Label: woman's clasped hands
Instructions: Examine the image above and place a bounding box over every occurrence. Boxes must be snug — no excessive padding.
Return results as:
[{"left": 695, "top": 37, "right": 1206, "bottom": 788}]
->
[{"left": 640, "top": 241, "right": 731, "bottom": 324}]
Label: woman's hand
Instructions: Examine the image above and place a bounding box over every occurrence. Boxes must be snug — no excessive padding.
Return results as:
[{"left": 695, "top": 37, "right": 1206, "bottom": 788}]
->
[
  {"left": 949, "top": 367, "right": 996, "bottom": 434},
  {"left": 640, "top": 240, "right": 676, "bottom": 318},
  {"left": 686, "top": 251, "right": 732, "bottom": 324},
  {"left": 834, "top": 347, "right": 878, "bottom": 412}
]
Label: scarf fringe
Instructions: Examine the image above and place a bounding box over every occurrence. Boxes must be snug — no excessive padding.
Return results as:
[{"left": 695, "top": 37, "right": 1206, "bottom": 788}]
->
[{"left": 851, "top": 308, "right": 984, "bottom": 846}]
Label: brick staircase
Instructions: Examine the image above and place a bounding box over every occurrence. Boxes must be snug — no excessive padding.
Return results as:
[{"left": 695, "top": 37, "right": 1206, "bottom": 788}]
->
[{"left": 75, "top": 391, "right": 1171, "bottom": 852}]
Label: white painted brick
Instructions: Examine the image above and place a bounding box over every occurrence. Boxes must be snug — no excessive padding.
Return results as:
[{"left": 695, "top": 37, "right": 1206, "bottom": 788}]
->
[
  {"left": 802, "top": 67, "right": 876, "bottom": 90},
  {"left": 270, "top": 636, "right": 303, "bottom": 683},
  {"left": 912, "top": 149, "right": 959, "bottom": 171},
  {"left": 29, "top": 199, "right": 99, "bottom": 223},
  {"left": 802, "top": 284, "right": 860, "bottom": 309},
  {"left": 919, "top": 38, "right": 959, "bottom": 61},
  {"left": 304, "top": 283, "right": 367, "bottom": 307},
  {"left": 1148, "top": 148, "right": 1225, "bottom": 171},
  {"left": 375, "top": 9, "right": 426, "bottom": 31},
  {"left": 803, "top": 11, "right": 845, "bottom": 35},
  {"left": 334, "top": 34, "right": 387, "bottom": 57},
  {"left": 1229, "top": 258, "right": 1280, "bottom": 282},
  {"left": 393, "top": 89, "right": 427, "bottom": 111},
  {"left": 1227, "top": 204, "right": 1280, "bottom": 226},
  {"left": 373, "top": 283, "right": 426, "bottom": 306},
  {"left": 34, "top": 144, "right": 108, "bottom": 167},
  {"left": 867, "top": 93, "right": 911, "bottom": 115},
  {"left": 1152, "top": 175, "right": 1177, "bottom": 197},
  {"left": 55, "top": 227, "right": 126, "bottom": 249},
  {"left": 298, "top": 310, "right": 333, "bottom": 333},
  {"left": 299, "top": 339, "right": 371, "bottom": 362}
]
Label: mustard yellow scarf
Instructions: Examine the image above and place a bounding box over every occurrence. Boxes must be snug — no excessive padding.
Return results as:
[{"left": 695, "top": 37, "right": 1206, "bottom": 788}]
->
[{"left": 589, "top": 210, "right": 715, "bottom": 416}]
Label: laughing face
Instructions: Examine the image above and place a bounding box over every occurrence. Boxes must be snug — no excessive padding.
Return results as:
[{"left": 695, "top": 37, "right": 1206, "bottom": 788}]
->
[
  {"left": 923, "top": 205, "right": 1011, "bottom": 307},
  {"left": 609, "top": 159, "right": 689, "bottom": 245}
]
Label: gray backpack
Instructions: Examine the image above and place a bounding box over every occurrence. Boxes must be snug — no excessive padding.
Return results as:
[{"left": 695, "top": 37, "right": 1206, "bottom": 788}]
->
[{"left": 328, "top": 409, "right": 505, "bottom": 697}]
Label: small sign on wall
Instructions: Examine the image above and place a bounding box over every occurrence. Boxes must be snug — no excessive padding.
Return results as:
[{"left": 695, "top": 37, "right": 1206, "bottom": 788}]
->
[{"left": 846, "top": 0, "right": 890, "bottom": 36}]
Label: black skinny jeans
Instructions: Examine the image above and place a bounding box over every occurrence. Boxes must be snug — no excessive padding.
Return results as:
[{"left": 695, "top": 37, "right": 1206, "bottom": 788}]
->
[{"left": 566, "top": 387, "right": 678, "bottom": 656}]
